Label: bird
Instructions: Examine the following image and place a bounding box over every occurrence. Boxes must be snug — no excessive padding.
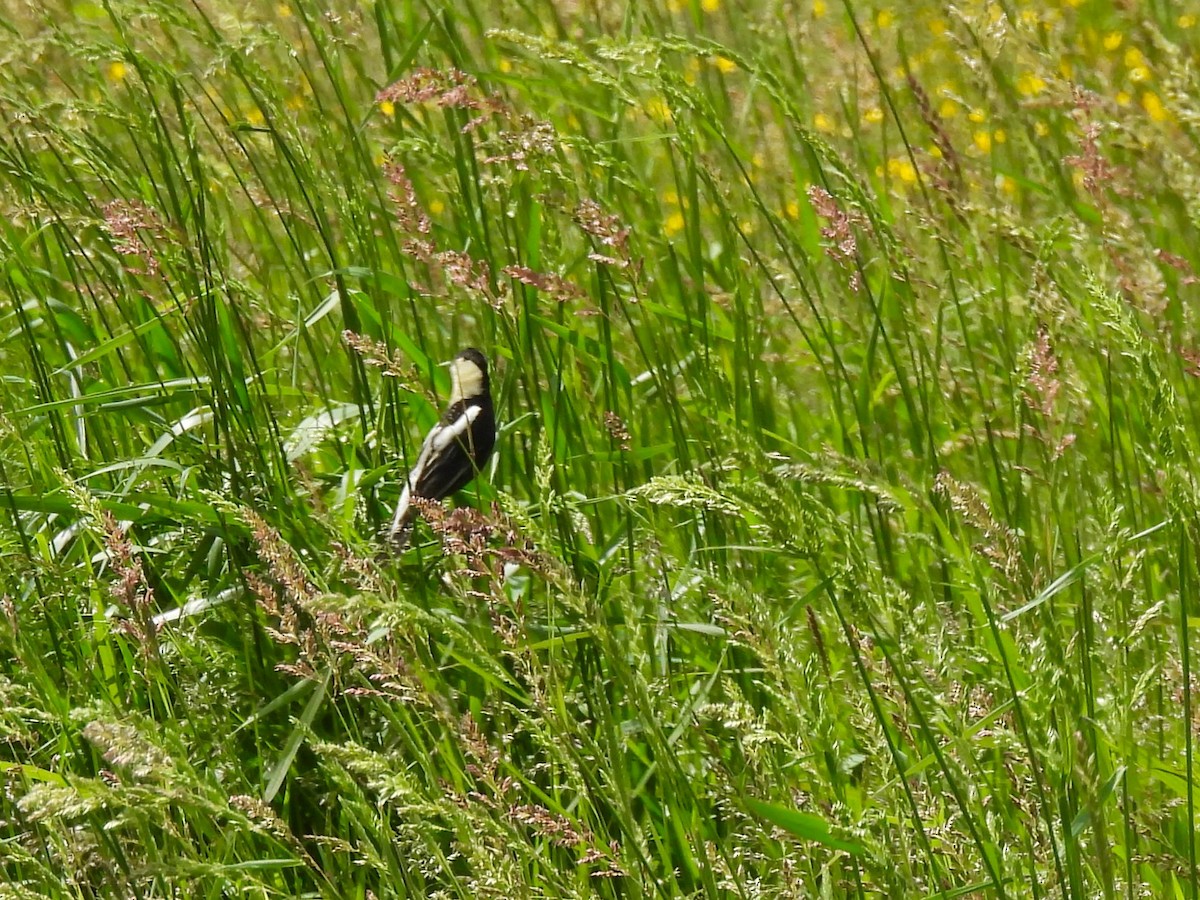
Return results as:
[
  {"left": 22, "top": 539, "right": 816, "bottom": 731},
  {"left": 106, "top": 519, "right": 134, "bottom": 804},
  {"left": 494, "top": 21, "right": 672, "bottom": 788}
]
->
[{"left": 388, "top": 347, "right": 496, "bottom": 546}]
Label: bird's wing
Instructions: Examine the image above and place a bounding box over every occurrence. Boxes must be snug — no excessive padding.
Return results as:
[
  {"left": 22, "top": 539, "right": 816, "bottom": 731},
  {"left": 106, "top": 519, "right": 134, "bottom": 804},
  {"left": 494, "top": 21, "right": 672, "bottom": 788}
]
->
[
  {"left": 413, "top": 405, "right": 484, "bottom": 500},
  {"left": 389, "top": 405, "right": 484, "bottom": 538}
]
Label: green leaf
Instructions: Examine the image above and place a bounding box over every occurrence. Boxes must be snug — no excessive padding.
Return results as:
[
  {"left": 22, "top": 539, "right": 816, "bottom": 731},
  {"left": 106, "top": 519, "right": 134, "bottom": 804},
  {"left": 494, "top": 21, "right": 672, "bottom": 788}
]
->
[
  {"left": 744, "top": 797, "right": 866, "bottom": 856},
  {"left": 263, "top": 669, "right": 330, "bottom": 803}
]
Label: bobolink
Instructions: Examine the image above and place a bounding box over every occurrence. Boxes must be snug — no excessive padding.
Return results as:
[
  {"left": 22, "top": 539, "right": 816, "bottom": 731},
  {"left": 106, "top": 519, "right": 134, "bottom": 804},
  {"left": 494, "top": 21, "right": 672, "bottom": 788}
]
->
[{"left": 389, "top": 347, "right": 496, "bottom": 545}]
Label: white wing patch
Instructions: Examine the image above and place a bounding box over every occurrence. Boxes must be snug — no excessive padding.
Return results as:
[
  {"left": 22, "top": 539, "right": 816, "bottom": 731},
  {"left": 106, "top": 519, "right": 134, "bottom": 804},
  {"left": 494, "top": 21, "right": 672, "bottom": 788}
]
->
[{"left": 432, "top": 405, "right": 482, "bottom": 451}]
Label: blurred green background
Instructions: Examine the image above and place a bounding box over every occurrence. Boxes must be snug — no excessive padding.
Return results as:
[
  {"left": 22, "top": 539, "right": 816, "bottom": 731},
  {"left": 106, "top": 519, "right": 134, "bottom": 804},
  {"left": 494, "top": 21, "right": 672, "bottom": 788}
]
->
[{"left": 3, "top": 0, "right": 1200, "bottom": 896}]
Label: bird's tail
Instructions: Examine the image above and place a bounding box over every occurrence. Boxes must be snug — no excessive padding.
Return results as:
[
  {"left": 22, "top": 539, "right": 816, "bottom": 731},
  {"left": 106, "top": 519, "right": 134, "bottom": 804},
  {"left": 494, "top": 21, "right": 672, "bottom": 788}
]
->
[{"left": 388, "top": 511, "right": 415, "bottom": 550}]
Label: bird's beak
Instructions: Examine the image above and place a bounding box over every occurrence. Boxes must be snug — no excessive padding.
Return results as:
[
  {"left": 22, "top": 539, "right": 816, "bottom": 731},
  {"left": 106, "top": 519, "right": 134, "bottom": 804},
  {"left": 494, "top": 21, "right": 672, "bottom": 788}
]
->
[{"left": 438, "top": 359, "right": 453, "bottom": 368}]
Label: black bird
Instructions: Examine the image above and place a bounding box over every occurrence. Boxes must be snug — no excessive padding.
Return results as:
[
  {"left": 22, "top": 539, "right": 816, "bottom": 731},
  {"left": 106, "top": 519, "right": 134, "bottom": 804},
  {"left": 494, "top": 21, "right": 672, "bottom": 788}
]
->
[{"left": 389, "top": 347, "right": 496, "bottom": 545}]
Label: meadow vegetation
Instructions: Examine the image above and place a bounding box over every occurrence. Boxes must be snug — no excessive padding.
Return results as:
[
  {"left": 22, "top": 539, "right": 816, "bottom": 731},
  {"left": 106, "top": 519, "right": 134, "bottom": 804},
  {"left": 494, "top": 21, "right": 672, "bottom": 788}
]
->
[{"left": 2, "top": 0, "right": 1200, "bottom": 896}]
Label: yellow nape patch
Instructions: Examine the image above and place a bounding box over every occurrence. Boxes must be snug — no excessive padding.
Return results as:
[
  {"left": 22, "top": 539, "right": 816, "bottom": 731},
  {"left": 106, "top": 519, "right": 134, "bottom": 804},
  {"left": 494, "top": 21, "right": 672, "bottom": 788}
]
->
[{"left": 450, "top": 357, "right": 485, "bottom": 402}]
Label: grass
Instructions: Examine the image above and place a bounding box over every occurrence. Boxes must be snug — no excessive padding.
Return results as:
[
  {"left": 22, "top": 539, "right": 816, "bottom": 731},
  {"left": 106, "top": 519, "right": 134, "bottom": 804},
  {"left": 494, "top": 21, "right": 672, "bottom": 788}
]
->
[{"left": 2, "top": 0, "right": 1200, "bottom": 896}]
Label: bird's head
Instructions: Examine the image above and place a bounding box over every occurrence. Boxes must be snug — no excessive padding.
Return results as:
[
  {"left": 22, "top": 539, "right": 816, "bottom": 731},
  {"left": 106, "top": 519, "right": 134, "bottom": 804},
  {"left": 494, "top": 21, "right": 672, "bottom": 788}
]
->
[{"left": 445, "top": 347, "right": 489, "bottom": 402}]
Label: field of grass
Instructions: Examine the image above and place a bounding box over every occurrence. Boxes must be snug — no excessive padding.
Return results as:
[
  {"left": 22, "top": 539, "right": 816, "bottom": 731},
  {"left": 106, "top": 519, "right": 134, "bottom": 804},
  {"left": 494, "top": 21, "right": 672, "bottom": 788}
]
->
[{"left": 3, "top": 0, "right": 1200, "bottom": 896}]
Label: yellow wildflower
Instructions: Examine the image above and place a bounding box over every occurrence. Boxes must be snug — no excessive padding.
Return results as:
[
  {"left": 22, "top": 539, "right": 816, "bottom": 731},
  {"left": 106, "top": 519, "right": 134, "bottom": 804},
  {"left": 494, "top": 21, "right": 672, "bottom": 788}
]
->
[
  {"left": 814, "top": 112, "right": 835, "bottom": 133},
  {"left": 712, "top": 55, "right": 737, "bottom": 73},
  {"left": 1017, "top": 73, "right": 1046, "bottom": 96},
  {"left": 968, "top": 108, "right": 986, "bottom": 123},
  {"left": 1115, "top": 91, "right": 1131, "bottom": 106},
  {"left": 993, "top": 128, "right": 1006, "bottom": 143},
  {"left": 1142, "top": 91, "right": 1168, "bottom": 121},
  {"left": 379, "top": 99, "right": 395, "bottom": 117},
  {"left": 813, "top": 0, "right": 826, "bottom": 17},
  {"left": 1181, "top": 14, "right": 1197, "bottom": 27},
  {"left": 877, "top": 8, "right": 894, "bottom": 27},
  {"left": 430, "top": 200, "right": 445, "bottom": 214},
  {"left": 1124, "top": 47, "right": 1143, "bottom": 67},
  {"left": 786, "top": 200, "right": 800, "bottom": 218},
  {"left": 973, "top": 130, "right": 992, "bottom": 152},
  {"left": 939, "top": 99, "right": 958, "bottom": 118},
  {"left": 1103, "top": 32, "right": 1122, "bottom": 50},
  {"left": 665, "top": 211, "right": 686, "bottom": 235},
  {"left": 1034, "top": 121, "right": 1049, "bottom": 137},
  {"left": 107, "top": 61, "right": 127, "bottom": 81},
  {"left": 702, "top": 0, "right": 719, "bottom": 11},
  {"left": 886, "top": 158, "right": 918, "bottom": 184},
  {"left": 1129, "top": 66, "right": 1150, "bottom": 83},
  {"left": 864, "top": 107, "right": 884, "bottom": 124}
]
